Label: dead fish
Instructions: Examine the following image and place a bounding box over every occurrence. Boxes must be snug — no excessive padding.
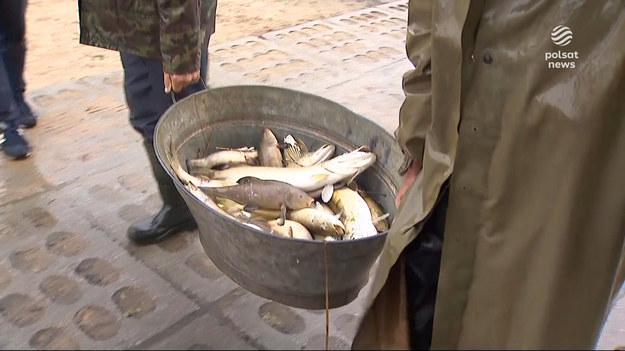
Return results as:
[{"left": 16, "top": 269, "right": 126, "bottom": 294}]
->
[
  {"left": 361, "top": 193, "right": 390, "bottom": 232},
  {"left": 268, "top": 219, "right": 313, "bottom": 240},
  {"left": 282, "top": 134, "right": 309, "bottom": 165},
  {"left": 187, "top": 147, "right": 258, "bottom": 173},
  {"left": 185, "top": 183, "right": 234, "bottom": 219},
  {"left": 286, "top": 143, "right": 335, "bottom": 168},
  {"left": 200, "top": 176, "right": 315, "bottom": 225},
  {"left": 259, "top": 128, "right": 283, "bottom": 167},
  {"left": 328, "top": 187, "right": 378, "bottom": 240},
  {"left": 288, "top": 207, "right": 345, "bottom": 237},
  {"left": 214, "top": 196, "right": 281, "bottom": 220},
  {"left": 234, "top": 213, "right": 274, "bottom": 232},
  {"left": 298, "top": 143, "right": 335, "bottom": 167},
  {"left": 209, "top": 147, "right": 376, "bottom": 192},
  {"left": 313, "top": 234, "right": 336, "bottom": 242},
  {"left": 314, "top": 201, "right": 336, "bottom": 216},
  {"left": 348, "top": 182, "right": 390, "bottom": 233},
  {"left": 171, "top": 159, "right": 236, "bottom": 188}
]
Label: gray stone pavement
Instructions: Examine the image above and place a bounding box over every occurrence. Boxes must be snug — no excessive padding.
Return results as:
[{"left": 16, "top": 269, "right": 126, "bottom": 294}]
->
[{"left": 0, "top": 1, "right": 622, "bottom": 349}]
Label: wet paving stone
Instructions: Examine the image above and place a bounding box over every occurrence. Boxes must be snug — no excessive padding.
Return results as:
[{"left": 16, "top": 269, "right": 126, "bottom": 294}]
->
[
  {"left": 0, "top": 221, "right": 22, "bottom": 240},
  {"left": 112, "top": 286, "right": 156, "bottom": 319},
  {"left": 305, "top": 334, "right": 350, "bottom": 350},
  {"left": 9, "top": 247, "right": 52, "bottom": 273},
  {"left": 258, "top": 301, "right": 306, "bottom": 335},
  {"left": 0, "top": 293, "right": 46, "bottom": 327},
  {"left": 39, "top": 275, "right": 83, "bottom": 305},
  {"left": 23, "top": 207, "right": 58, "bottom": 228},
  {"left": 185, "top": 253, "right": 223, "bottom": 280},
  {"left": 334, "top": 313, "right": 358, "bottom": 334},
  {"left": 88, "top": 185, "right": 125, "bottom": 203},
  {"left": 74, "top": 305, "right": 120, "bottom": 341},
  {"left": 102, "top": 73, "right": 123, "bottom": 88},
  {"left": 215, "top": 288, "right": 247, "bottom": 311},
  {"left": 157, "top": 234, "right": 190, "bottom": 253},
  {"left": 0, "top": 263, "right": 11, "bottom": 290},
  {"left": 30, "top": 327, "right": 81, "bottom": 350},
  {"left": 117, "top": 204, "right": 149, "bottom": 222},
  {"left": 145, "top": 193, "right": 161, "bottom": 207},
  {"left": 117, "top": 174, "right": 147, "bottom": 192},
  {"left": 33, "top": 88, "right": 84, "bottom": 108},
  {"left": 46, "top": 231, "right": 88, "bottom": 257},
  {"left": 74, "top": 258, "right": 120, "bottom": 286}
]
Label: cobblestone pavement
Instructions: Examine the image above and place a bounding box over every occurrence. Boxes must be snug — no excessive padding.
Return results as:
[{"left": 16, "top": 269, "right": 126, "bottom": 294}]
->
[{"left": 1, "top": 1, "right": 623, "bottom": 350}]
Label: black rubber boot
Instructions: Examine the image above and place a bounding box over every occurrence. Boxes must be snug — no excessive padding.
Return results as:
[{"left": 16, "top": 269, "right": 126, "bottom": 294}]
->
[{"left": 127, "top": 140, "right": 197, "bottom": 245}]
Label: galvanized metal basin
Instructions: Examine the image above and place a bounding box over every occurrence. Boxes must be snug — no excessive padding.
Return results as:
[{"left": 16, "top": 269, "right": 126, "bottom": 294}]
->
[{"left": 154, "top": 85, "right": 404, "bottom": 310}]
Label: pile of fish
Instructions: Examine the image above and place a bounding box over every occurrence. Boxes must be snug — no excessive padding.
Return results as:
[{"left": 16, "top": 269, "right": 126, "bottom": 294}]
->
[{"left": 170, "top": 128, "right": 389, "bottom": 241}]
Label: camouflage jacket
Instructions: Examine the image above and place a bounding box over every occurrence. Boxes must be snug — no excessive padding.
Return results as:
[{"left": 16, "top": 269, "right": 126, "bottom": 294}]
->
[{"left": 78, "top": 0, "right": 217, "bottom": 74}]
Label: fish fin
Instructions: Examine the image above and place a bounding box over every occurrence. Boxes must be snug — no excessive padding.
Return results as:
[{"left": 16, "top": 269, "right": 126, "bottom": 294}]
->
[
  {"left": 243, "top": 204, "right": 259, "bottom": 212},
  {"left": 295, "top": 137, "right": 309, "bottom": 154},
  {"left": 346, "top": 171, "right": 364, "bottom": 186},
  {"left": 284, "top": 134, "right": 296, "bottom": 145},
  {"left": 334, "top": 225, "right": 345, "bottom": 235},
  {"left": 237, "top": 176, "right": 259, "bottom": 185},
  {"left": 373, "top": 213, "right": 390, "bottom": 223},
  {"left": 321, "top": 184, "right": 334, "bottom": 203}
]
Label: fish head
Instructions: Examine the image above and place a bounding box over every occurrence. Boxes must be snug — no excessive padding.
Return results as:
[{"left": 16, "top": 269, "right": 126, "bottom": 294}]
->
[
  {"left": 286, "top": 190, "right": 316, "bottom": 209},
  {"left": 261, "top": 128, "right": 279, "bottom": 145}
]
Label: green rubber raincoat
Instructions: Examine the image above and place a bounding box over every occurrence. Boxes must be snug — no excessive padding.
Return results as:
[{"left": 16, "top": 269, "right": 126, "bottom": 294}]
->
[{"left": 353, "top": 0, "right": 625, "bottom": 349}]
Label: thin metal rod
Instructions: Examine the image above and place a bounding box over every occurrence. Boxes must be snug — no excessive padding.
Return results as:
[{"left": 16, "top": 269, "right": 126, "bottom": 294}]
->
[
  {"left": 324, "top": 240, "right": 330, "bottom": 351},
  {"left": 168, "top": 76, "right": 209, "bottom": 104}
]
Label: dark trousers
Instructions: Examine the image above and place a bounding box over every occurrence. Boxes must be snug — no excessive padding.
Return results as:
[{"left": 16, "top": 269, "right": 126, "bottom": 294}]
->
[
  {"left": 404, "top": 182, "right": 450, "bottom": 350},
  {"left": 0, "top": 0, "right": 27, "bottom": 122},
  {"left": 120, "top": 48, "right": 209, "bottom": 144}
]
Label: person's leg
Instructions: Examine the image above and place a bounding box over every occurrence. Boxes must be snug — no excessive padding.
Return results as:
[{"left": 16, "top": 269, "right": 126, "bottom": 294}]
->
[
  {"left": 0, "top": 56, "right": 30, "bottom": 159},
  {"left": 120, "top": 52, "right": 155, "bottom": 140},
  {"left": 0, "top": 0, "right": 31, "bottom": 159},
  {"left": 404, "top": 183, "right": 449, "bottom": 350},
  {"left": 0, "top": 0, "right": 36, "bottom": 128},
  {"left": 128, "top": 46, "right": 209, "bottom": 145},
  {"left": 120, "top": 50, "right": 209, "bottom": 245}
]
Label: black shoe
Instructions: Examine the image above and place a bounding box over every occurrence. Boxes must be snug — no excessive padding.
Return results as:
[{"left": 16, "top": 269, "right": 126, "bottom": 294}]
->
[
  {"left": 1, "top": 123, "right": 31, "bottom": 160},
  {"left": 16, "top": 100, "right": 37, "bottom": 128},
  {"left": 127, "top": 205, "right": 198, "bottom": 245}
]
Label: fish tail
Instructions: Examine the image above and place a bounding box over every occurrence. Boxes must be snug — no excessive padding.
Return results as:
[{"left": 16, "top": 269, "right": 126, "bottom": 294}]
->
[{"left": 321, "top": 150, "right": 376, "bottom": 176}]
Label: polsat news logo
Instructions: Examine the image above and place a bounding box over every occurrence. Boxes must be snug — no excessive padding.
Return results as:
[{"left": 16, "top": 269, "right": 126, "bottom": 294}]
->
[{"left": 545, "top": 25, "right": 578, "bottom": 68}]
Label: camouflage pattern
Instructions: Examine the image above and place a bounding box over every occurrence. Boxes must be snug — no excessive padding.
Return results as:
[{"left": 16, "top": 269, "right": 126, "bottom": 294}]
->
[{"left": 78, "top": 0, "right": 217, "bottom": 74}]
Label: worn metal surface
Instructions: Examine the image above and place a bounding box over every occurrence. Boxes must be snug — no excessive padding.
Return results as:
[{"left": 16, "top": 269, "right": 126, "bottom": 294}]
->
[{"left": 154, "top": 86, "right": 403, "bottom": 309}]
